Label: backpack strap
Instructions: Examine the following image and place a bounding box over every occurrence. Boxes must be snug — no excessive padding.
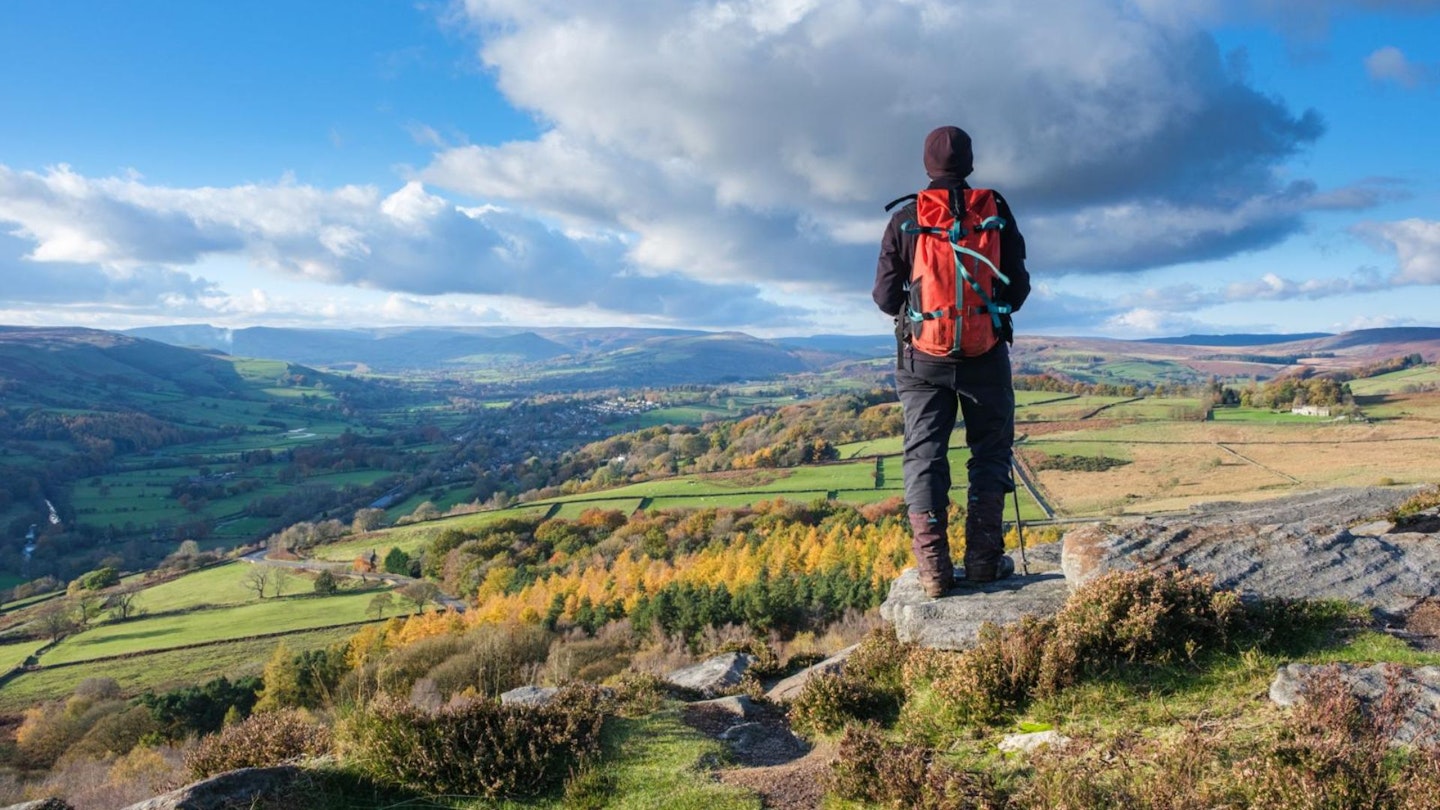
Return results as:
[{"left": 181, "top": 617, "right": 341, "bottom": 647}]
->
[{"left": 884, "top": 193, "right": 918, "bottom": 212}]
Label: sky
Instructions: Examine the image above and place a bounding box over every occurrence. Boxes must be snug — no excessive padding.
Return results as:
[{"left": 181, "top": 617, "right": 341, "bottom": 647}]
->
[{"left": 1, "top": 0, "right": 1438, "bottom": 339}]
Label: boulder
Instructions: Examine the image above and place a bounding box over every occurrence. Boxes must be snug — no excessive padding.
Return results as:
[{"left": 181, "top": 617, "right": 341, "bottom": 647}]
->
[
  {"left": 683, "top": 694, "right": 810, "bottom": 767},
  {"left": 719, "top": 721, "right": 810, "bottom": 764},
  {"left": 1270, "top": 663, "right": 1440, "bottom": 746},
  {"left": 499, "top": 685, "right": 559, "bottom": 706},
  {"left": 998, "top": 729, "right": 1071, "bottom": 754},
  {"left": 2, "top": 799, "right": 74, "bottom": 810},
  {"left": 765, "top": 644, "right": 858, "bottom": 703},
  {"left": 666, "top": 652, "right": 755, "bottom": 697},
  {"left": 121, "top": 765, "right": 306, "bottom": 810},
  {"left": 879, "top": 555, "right": 1070, "bottom": 650},
  {"left": 1061, "top": 487, "right": 1440, "bottom": 617}
]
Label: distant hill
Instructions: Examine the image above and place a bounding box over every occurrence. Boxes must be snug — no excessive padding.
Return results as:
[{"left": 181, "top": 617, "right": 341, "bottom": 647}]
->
[
  {"left": 128, "top": 325, "right": 820, "bottom": 387},
  {"left": 113, "top": 323, "right": 1440, "bottom": 388},
  {"left": 0, "top": 326, "right": 250, "bottom": 407},
  {"left": 1139, "top": 332, "right": 1332, "bottom": 347},
  {"left": 126, "top": 325, "right": 571, "bottom": 371}
]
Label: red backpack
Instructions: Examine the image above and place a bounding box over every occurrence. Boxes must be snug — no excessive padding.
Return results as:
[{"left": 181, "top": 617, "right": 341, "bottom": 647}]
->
[{"left": 886, "top": 187, "right": 1010, "bottom": 359}]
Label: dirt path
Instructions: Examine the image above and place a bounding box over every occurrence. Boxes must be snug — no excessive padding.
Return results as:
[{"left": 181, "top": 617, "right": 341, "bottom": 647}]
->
[{"left": 717, "top": 745, "right": 833, "bottom": 810}]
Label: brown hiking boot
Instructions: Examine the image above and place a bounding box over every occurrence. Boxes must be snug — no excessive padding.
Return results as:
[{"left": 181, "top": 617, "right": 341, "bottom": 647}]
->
[
  {"left": 963, "top": 490, "right": 1014, "bottom": 583},
  {"left": 908, "top": 510, "right": 954, "bottom": 598}
]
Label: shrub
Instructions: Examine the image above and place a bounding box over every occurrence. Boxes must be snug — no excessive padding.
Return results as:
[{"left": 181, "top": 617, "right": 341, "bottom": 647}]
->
[
  {"left": 1390, "top": 485, "right": 1440, "bottom": 525},
  {"left": 790, "top": 626, "right": 908, "bottom": 736},
  {"left": 138, "top": 675, "right": 262, "bottom": 739},
  {"left": 184, "top": 709, "right": 331, "bottom": 779},
  {"left": 827, "top": 724, "right": 1001, "bottom": 809},
  {"left": 1010, "top": 664, "right": 1440, "bottom": 810},
  {"left": 337, "top": 687, "right": 605, "bottom": 798},
  {"left": 916, "top": 569, "right": 1243, "bottom": 725},
  {"left": 374, "top": 635, "right": 465, "bottom": 696}
]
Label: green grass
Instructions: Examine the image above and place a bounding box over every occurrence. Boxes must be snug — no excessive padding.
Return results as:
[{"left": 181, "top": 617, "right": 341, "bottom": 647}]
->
[
  {"left": 551, "top": 499, "right": 645, "bottom": 519},
  {"left": 1210, "top": 406, "right": 1329, "bottom": 423},
  {"left": 41, "top": 588, "right": 389, "bottom": 665},
  {"left": 464, "top": 707, "right": 761, "bottom": 810},
  {"left": 133, "top": 562, "right": 317, "bottom": 613},
  {"left": 0, "top": 639, "right": 45, "bottom": 673},
  {"left": 0, "top": 626, "right": 358, "bottom": 712},
  {"left": 311, "top": 506, "right": 551, "bottom": 562},
  {"left": 1347, "top": 365, "right": 1440, "bottom": 396}
]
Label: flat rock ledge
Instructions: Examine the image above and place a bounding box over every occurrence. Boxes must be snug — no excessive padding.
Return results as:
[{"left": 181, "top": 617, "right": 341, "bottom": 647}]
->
[
  {"left": 1061, "top": 487, "right": 1440, "bottom": 617},
  {"left": 880, "top": 555, "right": 1070, "bottom": 651},
  {"left": 120, "top": 765, "right": 307, "bottom": 810},
  {"left": 666, "top": 652, "right": 756, "bottom": 697},
  {"left": 765, "top": 644, "right": 858, "bottom": 703},
  {"left": 1270, "top": 663, "right": 1440, "bottom": 746}
]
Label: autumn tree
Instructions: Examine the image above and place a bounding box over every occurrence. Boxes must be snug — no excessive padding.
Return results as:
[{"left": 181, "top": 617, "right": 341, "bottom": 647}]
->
[
  {"left": 243, "top": 566, "right": 272, "bottom": 599},
  {"left": 399, "top": 581, "right": 440, "bottom": 614},
  {"left": 368, "top": 591, "right": 394, "bottom": 621},
  {"left": 313, "top": 571, "right": 339, "bottom": 596}
]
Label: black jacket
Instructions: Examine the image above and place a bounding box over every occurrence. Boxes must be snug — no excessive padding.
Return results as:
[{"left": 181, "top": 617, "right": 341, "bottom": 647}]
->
[{"left": 873, "top": 178, "right": 1030, "bottom": 361}]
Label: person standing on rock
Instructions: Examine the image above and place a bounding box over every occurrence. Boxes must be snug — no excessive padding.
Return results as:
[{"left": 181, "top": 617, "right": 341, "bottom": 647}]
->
[{"left": 872, "top": 125, "right": 1031, "bottom": 598}]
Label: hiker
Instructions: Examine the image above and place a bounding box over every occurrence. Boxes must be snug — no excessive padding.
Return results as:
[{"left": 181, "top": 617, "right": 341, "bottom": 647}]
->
[{"left": 872, "top": 125, "right": 1031, "bottom": 598}]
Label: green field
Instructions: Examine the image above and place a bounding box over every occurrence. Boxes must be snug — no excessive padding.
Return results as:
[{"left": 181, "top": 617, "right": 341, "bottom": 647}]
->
[
  {"left": 312, "top": 506, "right": 551, "bottom": 562},
  {"left": 1347, "top": 365, "right": 1440, "bottom": 395},
  {"left": 134, "top": 562, "right": 317, "bottom": 613},
  {"left": 0, "top": 626, "right": 357, "bottom": 712},
  {"left": 1210, "top": 406, "right": 1329, "bottom": 423},
  {"left": 40, "top": 588, "right": 388, "bottom": 666},
  {"left": 0, "top": 640, "right": 45, "bottom": 674}
]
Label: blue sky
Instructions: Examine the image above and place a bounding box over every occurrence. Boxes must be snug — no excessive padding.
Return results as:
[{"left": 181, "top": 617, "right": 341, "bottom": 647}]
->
[{"left": 1, "top": 0, "right": 1437, "bottom": 338}]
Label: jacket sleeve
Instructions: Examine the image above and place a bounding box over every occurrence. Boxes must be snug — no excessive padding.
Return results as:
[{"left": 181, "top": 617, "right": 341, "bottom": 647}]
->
[
  {"left": 872, "top": 210, "right": 910, "bottom": 318},
  {"left": 994, "top": 193, "right": 1030, "bottom": 313}
]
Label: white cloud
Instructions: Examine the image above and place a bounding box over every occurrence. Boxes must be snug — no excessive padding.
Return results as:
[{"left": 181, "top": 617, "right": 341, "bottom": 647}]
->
[
  {"left": 1357, "top": 219, "right": 1440, "bottom": 284},
  {"left": 0, "top": 165, "right": 792, "bottom": 328},
  {"left": 428, "top": 0, "right": 1341, "bottom": 293},
  {"left": 1365, "top": 46, "right": 1435, "bottom": 87}
]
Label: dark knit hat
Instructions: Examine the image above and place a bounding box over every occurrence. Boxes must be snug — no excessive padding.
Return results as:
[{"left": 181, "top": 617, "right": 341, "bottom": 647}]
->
[{"left": 923, "top": 126, "right": 974, "bottom": 180}]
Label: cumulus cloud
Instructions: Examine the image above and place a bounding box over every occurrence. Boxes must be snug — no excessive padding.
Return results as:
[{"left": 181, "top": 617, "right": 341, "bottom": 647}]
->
[
  {"left": 423, "top": 0, "right": 1347, "bottom": 294},
  {"left": 0, "top": 234, "right": 220, "bottom": 307},
  {"left": 1365, "top": 46, "right": 1436, "bottom": 87},
  {"left": 0, "top": 165, "right": 790, "bottom": 328},
  {"left": 1357, "top": 219, "right": 1440, "bottom": 284}
]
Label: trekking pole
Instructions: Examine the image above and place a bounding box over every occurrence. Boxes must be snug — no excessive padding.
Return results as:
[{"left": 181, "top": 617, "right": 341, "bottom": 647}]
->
[{"left": 1011, "top": 462, "right": 1030, "bottom": 576}]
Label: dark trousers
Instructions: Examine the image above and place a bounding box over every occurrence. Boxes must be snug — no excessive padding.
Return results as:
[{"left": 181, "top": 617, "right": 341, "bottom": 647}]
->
[{"left": 896, "top": 344, "right": 1016, "bottom": 515}]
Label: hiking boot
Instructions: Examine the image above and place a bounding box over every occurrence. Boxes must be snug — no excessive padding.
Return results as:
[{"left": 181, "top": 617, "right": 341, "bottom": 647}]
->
[
  {"left": 962, "top": 553, "right": 1015, "bottom": 584},
  {"left": 908, "top": 510, "right": 954, "bottom": 598},
  {"left": 963, "top": 490, "right": 1010, "bottom": 583}
]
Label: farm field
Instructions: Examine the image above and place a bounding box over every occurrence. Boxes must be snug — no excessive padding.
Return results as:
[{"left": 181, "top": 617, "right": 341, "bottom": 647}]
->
[
  {"left": 39, "top": 588, "right": 387, "bottom": 666},
  {"left": 1348, "top": 365, "right": 1440, "bottom": 395},
  {"left": 134, "top": 562, "right": 317, "bottom": 613},
  {"left": 312, "top": 505, "right": 551, "bottom": 562},
  {"left": 0, "top": 639, "right": 44, "bottom": 674},
  {"left": 1019, "top": 399, "right": 1440, "bottom": 514},
  {"left": 0, "top": 626, "right": 358, "bottom": 713}
]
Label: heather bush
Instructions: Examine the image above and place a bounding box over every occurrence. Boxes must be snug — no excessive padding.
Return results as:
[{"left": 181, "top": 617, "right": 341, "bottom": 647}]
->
[
  {"left": 790, "top": 625, "right": 907, "bottom": 736},
  {"left": 184, "top": 709, "right": 331, "bottom": 779},
  {"left": 1041, "top": 567, "right": 1241, "bottom": 693},
  {"left": 337, "top": 685, "right": 606, "bottom": 798},
  {"left": 15, "top": 694, "right": 131, "bottom": 769},
  {"left": 1014, "top": 665, "right": 1440, "bottom": 810},
  {"left": 373, "top": 634, "right": 465, "bottom": 695},
  {"left": 912, "top": 568, "right": 1243, "bottom": 725},
  {"left": 827, "top": 724, "right": 1001, "bottom": 809}
]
